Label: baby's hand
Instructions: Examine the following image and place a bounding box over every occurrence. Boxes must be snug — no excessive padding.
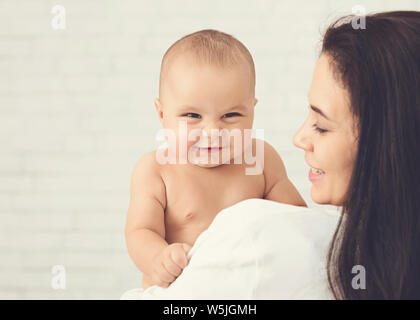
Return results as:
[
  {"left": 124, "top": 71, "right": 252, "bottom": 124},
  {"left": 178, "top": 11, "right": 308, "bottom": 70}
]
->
[{"left": 150, "top": 243, "right": 192, "bottom": 288}]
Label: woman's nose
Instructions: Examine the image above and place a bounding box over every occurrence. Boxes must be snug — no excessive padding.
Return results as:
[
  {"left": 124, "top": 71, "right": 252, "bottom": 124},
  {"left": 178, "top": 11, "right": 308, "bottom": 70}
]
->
[{"left": 293, "top": 123, "right": 312, "bottom": 152}]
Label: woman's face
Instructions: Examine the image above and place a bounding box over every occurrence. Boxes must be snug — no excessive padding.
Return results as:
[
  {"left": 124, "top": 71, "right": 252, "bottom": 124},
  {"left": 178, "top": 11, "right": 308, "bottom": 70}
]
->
[{"left": 293, "top": 54, "right": 358, "bottom": 206}]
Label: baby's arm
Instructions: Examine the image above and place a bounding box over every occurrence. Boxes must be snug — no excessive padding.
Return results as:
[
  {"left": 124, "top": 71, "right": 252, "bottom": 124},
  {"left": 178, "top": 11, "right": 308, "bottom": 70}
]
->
[
  {"left": 125, "top": 152, "right": 190, "bottom": 289},
  {"left": 262, "top": 141, "right": 307, "bottom": 207}
]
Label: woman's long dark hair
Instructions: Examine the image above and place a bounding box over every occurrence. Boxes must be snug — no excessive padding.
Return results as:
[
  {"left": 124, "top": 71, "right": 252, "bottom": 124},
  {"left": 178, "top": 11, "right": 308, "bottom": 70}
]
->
[{"left": 323, "top": 11, "right": 420, "bottom": 299}]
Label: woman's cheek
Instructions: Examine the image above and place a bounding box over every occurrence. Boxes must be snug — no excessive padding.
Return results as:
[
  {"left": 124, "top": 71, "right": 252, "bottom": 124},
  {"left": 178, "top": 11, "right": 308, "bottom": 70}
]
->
[{"left": 328, "top": 143, "right": 356, "bottom": 205}]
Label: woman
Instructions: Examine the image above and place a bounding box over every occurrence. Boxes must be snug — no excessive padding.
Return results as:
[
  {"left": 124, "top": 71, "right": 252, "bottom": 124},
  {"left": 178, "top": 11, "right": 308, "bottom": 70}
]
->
[
  {"left": 121, "top": 11, "right": 420, "bottom": 300},
  {"left": 295, "top": 10, "right": 420, "bottom": 299}
]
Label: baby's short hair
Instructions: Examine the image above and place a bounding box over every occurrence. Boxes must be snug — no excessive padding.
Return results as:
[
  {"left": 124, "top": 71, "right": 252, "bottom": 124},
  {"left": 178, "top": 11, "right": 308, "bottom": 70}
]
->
[{"left": 159, "top": 29, "right": 256, "bottom": 96}]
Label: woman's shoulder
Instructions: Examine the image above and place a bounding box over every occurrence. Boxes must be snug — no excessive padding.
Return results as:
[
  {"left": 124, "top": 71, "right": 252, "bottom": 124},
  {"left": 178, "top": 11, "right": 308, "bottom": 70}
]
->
[
  {"left": 213, "top": 198, "right": 340, "bottom": 299},
  {"left": 233, "top": 198, "right": 339, "bottom": 255},
  {"left": 215, "top": 198, "right": 340, "bottom": 233}
]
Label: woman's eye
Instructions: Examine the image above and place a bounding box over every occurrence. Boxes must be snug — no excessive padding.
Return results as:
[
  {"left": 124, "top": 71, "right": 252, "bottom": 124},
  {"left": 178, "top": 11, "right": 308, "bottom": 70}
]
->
[
  {"left": 312, "top": 123, "right": 328, "bottom": 134},
  {"left": 182, "top": 113, "right": 201, "bottom": 119},
  {"left": 223, "top": 112, "right": 241, "bottom": 118}
]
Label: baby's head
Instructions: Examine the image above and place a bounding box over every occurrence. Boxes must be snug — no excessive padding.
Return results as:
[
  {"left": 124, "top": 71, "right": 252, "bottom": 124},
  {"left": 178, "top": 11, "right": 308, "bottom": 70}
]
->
[{"left": 155, "top": 29, "right": 258, "bottom": 168}]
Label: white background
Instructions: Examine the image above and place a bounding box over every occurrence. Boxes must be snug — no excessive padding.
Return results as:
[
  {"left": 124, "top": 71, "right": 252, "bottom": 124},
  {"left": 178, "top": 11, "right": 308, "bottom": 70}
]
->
[{"left": 1, "top": 0, "right": 419, "bottom": 299}]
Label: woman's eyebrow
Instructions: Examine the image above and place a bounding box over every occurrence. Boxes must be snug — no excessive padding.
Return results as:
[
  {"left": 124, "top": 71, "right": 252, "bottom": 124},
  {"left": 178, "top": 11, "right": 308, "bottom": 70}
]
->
[{"left": 310, "top": 104, "right": 331, "bottom": 120}]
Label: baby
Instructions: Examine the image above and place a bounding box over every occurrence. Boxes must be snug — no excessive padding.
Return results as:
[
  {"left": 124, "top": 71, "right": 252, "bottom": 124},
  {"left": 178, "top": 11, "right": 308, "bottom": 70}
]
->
[{"left": 125, "top": 29, "right": 306, "bottom": 290}]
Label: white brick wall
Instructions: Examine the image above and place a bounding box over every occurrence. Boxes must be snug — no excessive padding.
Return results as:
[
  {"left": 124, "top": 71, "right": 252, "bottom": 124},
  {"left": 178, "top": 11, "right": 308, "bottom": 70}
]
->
[{"left": 1, "top": 0, "right": 419, "bottom": 299}]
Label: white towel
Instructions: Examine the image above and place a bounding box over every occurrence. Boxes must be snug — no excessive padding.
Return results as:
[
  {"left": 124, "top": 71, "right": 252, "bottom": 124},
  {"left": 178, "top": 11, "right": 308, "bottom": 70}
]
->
[{"left": 121, "top": 198, "right": 340, "bottom": 300}]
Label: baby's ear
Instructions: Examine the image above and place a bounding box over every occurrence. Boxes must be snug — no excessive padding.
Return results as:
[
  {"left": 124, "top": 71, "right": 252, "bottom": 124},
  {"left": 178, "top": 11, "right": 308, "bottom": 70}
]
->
[
  {"left": 154, "top": 98, "right": 164, "bottom": 120},
  {"left": 253, "top": 98, "right": 258, "bottom": 107}
]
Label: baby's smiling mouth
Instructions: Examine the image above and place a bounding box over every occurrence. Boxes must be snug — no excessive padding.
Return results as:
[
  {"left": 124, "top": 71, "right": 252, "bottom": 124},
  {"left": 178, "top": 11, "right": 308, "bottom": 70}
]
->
[
  {"left": 196, "top": 146, "right": 223, "bottom": 151},
  {"left": 192, "top": 145, "right": 227, "bottom": 152}
]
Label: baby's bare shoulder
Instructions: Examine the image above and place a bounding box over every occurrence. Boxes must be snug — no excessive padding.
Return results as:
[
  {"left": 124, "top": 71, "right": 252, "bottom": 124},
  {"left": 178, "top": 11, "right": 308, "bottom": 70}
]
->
[
  {"left": 131, "top": 151, "right": 166, "bottom": 197},
  {"left": 250, "top": 138, "right": 276, "bottom": 155},
  {"left": 133, "top": 150, "right": 162, "bottom": 176},
  {"left": 250, "top": 138, "right": 284, "bottom": 168},
  {"left": 129, "top": 150, "right": 167, "bottom": 210},
  {"left": 259, "top": 139, "right": 287, "bottom": 180}
]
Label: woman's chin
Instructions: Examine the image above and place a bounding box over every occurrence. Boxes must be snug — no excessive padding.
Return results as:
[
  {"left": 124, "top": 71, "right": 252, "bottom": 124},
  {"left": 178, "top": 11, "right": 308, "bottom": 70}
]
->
[
  {"left": 310, "top": 186, "right": 329, "bottom": 204},
  {"left": 311, "top": 186, "right": 345, "bottom": 206}
]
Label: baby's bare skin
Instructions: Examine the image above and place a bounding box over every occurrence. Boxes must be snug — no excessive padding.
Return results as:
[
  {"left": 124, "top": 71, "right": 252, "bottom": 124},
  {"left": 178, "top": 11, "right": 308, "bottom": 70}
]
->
[
  {"left": 125, "top": 32, "right": 306, "bottom": 290},
  {"left": 144, "top": 153, "right": 263, "bottom": 288},
  {"left": 163, "top": 151, "right": 264, "bottom": 245},
  {"left": 126, "top": 139, "right": 306, "bottom": 290}
]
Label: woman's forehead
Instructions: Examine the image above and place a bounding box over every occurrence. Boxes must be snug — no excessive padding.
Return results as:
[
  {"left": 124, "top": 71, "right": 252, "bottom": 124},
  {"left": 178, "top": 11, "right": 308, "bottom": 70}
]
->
[{"left": 309, "top": 54, "right": 352, "bottom": 123}]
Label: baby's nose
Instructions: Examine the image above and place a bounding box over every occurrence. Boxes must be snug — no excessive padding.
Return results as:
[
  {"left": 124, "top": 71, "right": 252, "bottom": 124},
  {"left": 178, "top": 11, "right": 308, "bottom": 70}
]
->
[
  {"left": 201, "top": 125, "right": 222, "bottom": 142},
  {"left": 202, "top": 124, "right": 220, "bottom": 136}
]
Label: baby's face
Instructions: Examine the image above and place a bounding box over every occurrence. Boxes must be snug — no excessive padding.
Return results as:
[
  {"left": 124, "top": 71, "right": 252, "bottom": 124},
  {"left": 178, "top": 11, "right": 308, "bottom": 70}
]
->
[{"left": 156, "top": 54, "right": 257, "bottom": 168}]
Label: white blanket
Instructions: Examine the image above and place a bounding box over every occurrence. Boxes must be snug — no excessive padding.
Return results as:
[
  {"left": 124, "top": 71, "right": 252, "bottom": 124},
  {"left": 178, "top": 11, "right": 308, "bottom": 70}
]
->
[{"left": 121, "top": 198, "right": 340, "bottom": 300}]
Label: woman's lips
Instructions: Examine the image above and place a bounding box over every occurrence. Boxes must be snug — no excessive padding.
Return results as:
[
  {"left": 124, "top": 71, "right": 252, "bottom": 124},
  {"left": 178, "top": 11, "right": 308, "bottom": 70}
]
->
[{"left": 308, "top": 167, "right": 326, "bottom": 183}]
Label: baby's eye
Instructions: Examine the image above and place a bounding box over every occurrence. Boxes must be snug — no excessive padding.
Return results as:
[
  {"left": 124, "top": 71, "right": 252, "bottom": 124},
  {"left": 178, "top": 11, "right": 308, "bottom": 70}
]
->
[
  {"left": 222, "top": 112, "right": 241, "bottom": 118},
  {"left": 182, "top": 113, "right": 201, "bottom": 119},
  {"left": 312, "top": 123, "right": 328, "bottom": 134}
]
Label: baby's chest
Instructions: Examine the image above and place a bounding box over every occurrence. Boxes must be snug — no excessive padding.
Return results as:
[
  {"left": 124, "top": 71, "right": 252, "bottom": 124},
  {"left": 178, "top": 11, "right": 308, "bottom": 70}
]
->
[{"left": 162, "top": 165, "right": 265, "bottom": 226}]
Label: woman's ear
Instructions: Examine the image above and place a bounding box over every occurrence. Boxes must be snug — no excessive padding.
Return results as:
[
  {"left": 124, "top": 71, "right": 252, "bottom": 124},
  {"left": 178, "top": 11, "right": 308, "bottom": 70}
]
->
[{"left": 154, "top": 98, "right": 164, "bottom": 121}]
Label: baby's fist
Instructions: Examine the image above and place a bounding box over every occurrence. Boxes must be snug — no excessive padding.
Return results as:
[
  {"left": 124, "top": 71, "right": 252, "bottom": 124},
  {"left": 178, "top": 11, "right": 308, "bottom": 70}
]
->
[{"left": 151, "top": 242, "right": 192, "bottom": 288}]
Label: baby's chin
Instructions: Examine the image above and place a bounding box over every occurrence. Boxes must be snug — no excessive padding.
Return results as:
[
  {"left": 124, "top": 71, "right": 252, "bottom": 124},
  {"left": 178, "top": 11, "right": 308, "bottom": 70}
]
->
[
  {"left": 188, "top": 157, "right": 232, "bottom": 168},
  {"left": 191, "top": 162, "right": 223, "bottom": 168}
]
